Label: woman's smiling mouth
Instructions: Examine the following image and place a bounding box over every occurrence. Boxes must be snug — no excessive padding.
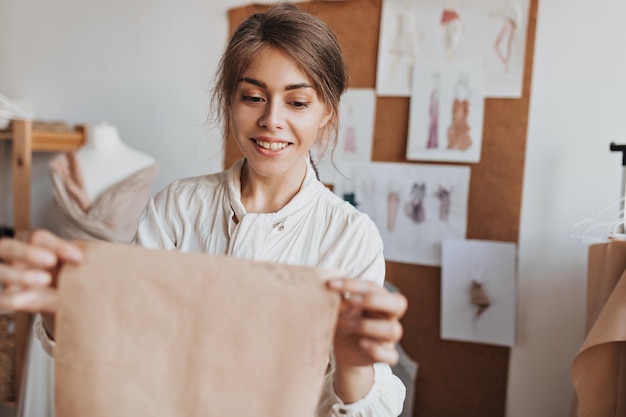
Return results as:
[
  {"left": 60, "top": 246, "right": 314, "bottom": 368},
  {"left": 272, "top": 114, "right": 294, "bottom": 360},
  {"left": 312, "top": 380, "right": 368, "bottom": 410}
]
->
[{"left": 253, "top": 139, "right": 291, "bottom": 151}]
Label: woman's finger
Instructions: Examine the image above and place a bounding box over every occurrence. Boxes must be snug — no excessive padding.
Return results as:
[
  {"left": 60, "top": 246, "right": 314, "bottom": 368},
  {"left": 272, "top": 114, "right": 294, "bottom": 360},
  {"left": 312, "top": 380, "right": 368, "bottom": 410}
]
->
[
  {"left": 0, "top": 264, "right": 52, "bottom": 286},
  {"left": 0, "top": 232, "right": 82, "bottom": 270},
  {"left": 327, "top": 278, "right": 379, "bottom": 294},
  {"left": 0, "top": 238, "right": 58, "bottom": 268},
  {"left": 328, "top": 279, "right": 408, "bottom": 318},
  {"left": 344, "top": 316, "right": 404, "bottom": 342},
  {"left": 0, "top": 287, "right": 58, "bottom": 313},
  {"left": 22, "top": 230, "right": 83, "bottom": 263},
  {"left": 361, "top": 292, "right": 408, "bottom": 319},
  {"left": 359, "top": 339, "right": 400, "bottom": 365}
]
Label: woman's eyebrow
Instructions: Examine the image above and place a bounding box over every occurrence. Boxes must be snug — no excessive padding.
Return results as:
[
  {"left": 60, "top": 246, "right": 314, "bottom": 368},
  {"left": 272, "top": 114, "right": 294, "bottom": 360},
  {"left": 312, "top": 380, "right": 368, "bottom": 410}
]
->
[{"left": 238, "top": 77, "right": 312, "bottom": 91}]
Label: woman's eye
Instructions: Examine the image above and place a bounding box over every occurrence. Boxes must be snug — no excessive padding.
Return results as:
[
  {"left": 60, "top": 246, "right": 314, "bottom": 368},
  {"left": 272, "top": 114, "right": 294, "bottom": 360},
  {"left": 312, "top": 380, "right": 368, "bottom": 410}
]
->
[
  {"left": 291, "top": 101, "right": 311, "bottom": 109},
  {"left": 242, "top": 95, "right": 264, "bottom": 103}
]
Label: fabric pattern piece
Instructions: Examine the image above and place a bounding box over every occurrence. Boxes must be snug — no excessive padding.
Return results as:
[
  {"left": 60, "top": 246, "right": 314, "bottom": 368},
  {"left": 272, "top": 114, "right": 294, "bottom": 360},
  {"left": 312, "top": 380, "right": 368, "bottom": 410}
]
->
[{"left": 54, "top": 241, "right": 341, "bottom": 417}]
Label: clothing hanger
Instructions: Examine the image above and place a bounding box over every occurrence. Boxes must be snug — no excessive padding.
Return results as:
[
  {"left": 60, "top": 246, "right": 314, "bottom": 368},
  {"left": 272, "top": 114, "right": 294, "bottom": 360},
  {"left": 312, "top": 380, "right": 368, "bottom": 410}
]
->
[
  {"left": 570, "top": 143, "right": 626, "bottom": 243},
  {"left": 569, "top": 197, "right": 625, "bottom": 243}
]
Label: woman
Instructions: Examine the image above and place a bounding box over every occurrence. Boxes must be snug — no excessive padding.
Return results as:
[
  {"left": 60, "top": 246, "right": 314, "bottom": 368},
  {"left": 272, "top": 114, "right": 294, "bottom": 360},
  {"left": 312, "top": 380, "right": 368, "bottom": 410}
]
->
[{"left": 0, "top": 3, "right": 408, "bottom": 416}]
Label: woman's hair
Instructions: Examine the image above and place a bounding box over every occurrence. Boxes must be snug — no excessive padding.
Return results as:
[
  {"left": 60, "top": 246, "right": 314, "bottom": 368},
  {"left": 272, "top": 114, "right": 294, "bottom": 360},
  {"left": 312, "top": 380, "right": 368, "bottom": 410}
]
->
[{"left": 211, "top": 2, "right": 348, "bottom": 155}]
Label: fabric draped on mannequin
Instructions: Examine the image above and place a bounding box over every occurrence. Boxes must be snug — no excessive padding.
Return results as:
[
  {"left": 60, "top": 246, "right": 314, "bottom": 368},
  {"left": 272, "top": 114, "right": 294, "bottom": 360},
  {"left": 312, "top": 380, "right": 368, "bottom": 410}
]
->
[{"left": 49, "top": 151, "right": 158, "bottom": 243}]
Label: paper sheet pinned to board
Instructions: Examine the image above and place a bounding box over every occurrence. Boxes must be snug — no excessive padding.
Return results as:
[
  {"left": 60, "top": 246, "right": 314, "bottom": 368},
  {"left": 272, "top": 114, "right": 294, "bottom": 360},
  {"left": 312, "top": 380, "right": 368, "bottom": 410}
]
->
[{"left": 54, "top": 241, "right": 341, "bottom": 417}]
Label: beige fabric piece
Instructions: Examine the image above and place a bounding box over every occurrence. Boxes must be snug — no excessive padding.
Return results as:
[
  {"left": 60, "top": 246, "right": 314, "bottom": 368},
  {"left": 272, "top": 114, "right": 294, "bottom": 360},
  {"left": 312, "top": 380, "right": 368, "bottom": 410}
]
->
[
  {"left": 49, "top": 151, "right": 158, "bottom": 243},
  {"left": 54, "top": 241, "right": 340, "bottom": 417},
  {"left": 572, "top": 240, "right": 626, "bottom": 417}
]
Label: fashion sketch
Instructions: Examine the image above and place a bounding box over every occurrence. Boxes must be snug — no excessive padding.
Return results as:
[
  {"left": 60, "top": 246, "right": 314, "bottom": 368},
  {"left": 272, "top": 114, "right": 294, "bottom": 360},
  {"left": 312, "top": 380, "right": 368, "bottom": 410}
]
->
[
  {"left": 447, "top": 71, "right": 473, "bottom": 151},
  {"left": 436, "top": 185, "right": 451, "bottom": 221},
  {"left": 387, "top": 181, "right": 401, "bottom": 232},
  {"left": 333, "top": 162, "right": 470, "bottom": 266},
  {"left": 405, "top": 182, "right": 426, "bottom": 223},
  {"left": 382, "top": 0, "right": 530, "bottom": 97},
  {"left": 388, "top": 3, "right": 424, "bottom": 88},
  {"left": 342, "top": 105, "right": 357, "bottom": 153},
  {"left": 426, "top": 73, "right": 441, "bottom": 149},
  {"left": 441, "top": 239, "right": 517, "bottom": 347},
  {"left": 406, "top": 62, "right": 484, "bottom": 163},
  {"left": 489, "top": 0, "right": 524, "bottom": 72},
  {"left": 376, "top": 0, "right": 424, "bottom": 96},
  {"left": 440, "top": 4, "right": 463, "bottom": 62},
  {"left": 470, "top": 279, "right": 491, "bottom": 318}
]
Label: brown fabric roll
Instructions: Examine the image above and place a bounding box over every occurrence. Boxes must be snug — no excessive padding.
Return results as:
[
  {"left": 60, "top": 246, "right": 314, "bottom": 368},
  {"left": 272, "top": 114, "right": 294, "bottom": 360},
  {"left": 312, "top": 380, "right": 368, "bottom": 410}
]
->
[{"left": 572, "top": 240, "right": 626, "bottom": 417}]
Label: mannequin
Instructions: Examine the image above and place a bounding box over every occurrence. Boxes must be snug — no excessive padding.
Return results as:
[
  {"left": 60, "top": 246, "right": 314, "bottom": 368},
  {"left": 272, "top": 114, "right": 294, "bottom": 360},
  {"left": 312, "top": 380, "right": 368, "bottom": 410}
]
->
[
  {"left": 47, "top": 121, "right": 158, "bottom": 242},
  {"left": 76, "top": 122, "right": 156, "bottom": 201}
]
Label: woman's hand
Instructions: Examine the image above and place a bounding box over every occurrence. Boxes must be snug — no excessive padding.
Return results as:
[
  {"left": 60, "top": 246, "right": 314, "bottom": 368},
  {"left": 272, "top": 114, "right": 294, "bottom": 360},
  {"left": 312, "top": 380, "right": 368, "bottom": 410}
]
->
[
  {"left": 326, "top": 278, "right": 407, "bottom": 402},
  {"left": 0, "top": 230, "right": 83, "bottom": 335}
]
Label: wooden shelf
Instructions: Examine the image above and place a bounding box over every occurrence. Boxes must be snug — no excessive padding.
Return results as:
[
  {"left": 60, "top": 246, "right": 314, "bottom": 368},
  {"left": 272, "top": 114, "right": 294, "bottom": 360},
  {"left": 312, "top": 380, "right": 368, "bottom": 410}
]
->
[{"left": 0, "top": 124, "right": 86, "bottom": 151}]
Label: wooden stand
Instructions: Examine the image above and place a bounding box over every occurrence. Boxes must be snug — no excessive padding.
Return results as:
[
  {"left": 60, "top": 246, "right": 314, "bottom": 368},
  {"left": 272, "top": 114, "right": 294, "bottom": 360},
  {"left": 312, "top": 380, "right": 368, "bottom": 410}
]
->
[{"left": 0, "top": 119, "right": 86, "bottom": 405}]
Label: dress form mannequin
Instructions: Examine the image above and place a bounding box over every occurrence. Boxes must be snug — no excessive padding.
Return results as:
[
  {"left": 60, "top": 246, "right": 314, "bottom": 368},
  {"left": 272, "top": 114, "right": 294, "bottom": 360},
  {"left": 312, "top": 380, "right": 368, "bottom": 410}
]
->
[
  {"left": 48, "top": 121, "right": 158, "bottom": 243},
  {"left": 77, "top": 122, "right": 155, "bottom": 201}
]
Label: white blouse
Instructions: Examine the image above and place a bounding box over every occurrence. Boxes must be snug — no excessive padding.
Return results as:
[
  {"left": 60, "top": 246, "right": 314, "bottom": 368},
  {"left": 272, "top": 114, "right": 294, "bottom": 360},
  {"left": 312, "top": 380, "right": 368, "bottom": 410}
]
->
[{"left": 36, "top": 158, "right": 406, "bottom": 417}]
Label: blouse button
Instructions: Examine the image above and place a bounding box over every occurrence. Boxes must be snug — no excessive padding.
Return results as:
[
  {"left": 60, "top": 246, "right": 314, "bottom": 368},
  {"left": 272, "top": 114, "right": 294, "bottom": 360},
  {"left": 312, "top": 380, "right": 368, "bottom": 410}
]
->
[
  {"left": 338, "top": 408, "right": 347, "bottom": 414},
  {"left": 278, "top": 225, "right": 285, "bottom": 232}
]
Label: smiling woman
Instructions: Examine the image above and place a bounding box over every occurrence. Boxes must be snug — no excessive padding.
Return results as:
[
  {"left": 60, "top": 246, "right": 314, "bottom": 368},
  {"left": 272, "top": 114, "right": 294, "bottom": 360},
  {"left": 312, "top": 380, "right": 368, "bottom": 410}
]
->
[{"left": 0, "top": 3, "right": 408, "bottom": 417}]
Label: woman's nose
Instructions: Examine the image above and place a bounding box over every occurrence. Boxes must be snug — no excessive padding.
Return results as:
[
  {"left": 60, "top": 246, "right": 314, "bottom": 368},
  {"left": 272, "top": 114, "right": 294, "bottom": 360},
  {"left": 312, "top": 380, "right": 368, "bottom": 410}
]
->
[{"left": 258, "top": 100, "right": 284, "bottom": 130}]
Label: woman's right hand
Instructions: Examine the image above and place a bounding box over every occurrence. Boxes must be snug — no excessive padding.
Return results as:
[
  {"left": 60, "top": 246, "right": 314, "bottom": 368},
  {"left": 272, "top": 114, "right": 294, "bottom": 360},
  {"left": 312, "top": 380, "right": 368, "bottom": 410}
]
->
[{"left": 0, "top": 230, "right": 83, "bottom": 335}]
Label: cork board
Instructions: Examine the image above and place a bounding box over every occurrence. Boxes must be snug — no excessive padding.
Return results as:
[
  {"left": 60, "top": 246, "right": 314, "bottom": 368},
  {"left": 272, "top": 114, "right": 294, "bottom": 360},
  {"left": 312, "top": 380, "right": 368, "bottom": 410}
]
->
[{"left": 225, "top": 1, "right": 538, "bottom": 416}]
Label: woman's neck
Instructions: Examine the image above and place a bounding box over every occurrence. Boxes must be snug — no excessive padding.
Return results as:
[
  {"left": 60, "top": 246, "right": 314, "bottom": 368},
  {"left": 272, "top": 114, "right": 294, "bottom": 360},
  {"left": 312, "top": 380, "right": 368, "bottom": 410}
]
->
[{"left": 240, "top": 159, "right": 307, "bottom": 213}]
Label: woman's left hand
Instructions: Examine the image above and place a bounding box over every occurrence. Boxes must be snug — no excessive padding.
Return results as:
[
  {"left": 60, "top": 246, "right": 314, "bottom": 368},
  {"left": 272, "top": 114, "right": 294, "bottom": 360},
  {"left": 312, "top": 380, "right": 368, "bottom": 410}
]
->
[{"left": 327, "top": 278, "right": 408, "bottom": 369}]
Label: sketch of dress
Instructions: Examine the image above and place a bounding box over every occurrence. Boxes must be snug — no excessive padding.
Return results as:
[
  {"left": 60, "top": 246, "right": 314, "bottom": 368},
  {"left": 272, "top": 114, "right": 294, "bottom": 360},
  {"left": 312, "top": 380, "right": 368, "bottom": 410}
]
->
[
  {"left": 343, "top": 106, "right": 357, "bottom": 153},
  {"left": 359, "top": 178, "right": 377, "bottom": 222},
  {"left": 470, "top": 279, "right": 491, "bottom": 318},
  {"left": 387, "top": 181, "right": 401, "bottom": 231},
  {"left": 426, "top": 73, "right": 441, "bottom": 149},
  {"left": 440, "top": 7, "right": 463, "bottom": 62},
  {"left": 405, "top": 182, "right": 426, "bottom": 223},
  {"left": 436, "top": 186, "right": 451, "bottom": 221},
  {"left": 388, "top": 4, "right": 423, "bottom": 86},
  {"left": 447, "top": 72, "right": 472, "bottom": 151},
  {"left": 489, "top": 0, "right": 523, "bottom": 72}
]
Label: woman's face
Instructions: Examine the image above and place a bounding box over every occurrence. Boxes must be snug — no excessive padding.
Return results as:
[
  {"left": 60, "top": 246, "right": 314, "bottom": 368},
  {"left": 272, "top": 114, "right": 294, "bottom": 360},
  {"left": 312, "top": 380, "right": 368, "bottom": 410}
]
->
[{"left": 229, "top": 47, "right": 330, "bottom": 180}]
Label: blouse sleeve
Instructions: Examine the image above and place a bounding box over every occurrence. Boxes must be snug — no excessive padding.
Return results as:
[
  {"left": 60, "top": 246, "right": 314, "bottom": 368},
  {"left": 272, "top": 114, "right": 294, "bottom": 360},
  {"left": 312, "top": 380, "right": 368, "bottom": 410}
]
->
[
  {"left": 34, "top": 314, "right": 55, "bottom": 357},
  {"left": 317, "top": 213, "right": 407, "bottom": 417},
  {"left": 317, "top": 363, "right": 406, "bottom": 417}
]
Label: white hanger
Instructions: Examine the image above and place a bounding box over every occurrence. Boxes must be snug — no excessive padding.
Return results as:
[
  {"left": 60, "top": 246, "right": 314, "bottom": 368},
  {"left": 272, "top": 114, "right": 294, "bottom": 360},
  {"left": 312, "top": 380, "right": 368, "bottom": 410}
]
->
[{"left": 569, "top": 196, "right": 626, "bottom": 243}]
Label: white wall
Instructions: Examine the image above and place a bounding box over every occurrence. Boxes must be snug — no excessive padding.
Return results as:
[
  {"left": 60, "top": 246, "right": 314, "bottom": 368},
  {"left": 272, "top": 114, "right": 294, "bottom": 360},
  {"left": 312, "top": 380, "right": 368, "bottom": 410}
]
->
[
  {"left": 508, "top": 0, "right": 626, "bottom": 415},
  {"left": 1, "top": 0, "right": 625, "bottom": 416}
]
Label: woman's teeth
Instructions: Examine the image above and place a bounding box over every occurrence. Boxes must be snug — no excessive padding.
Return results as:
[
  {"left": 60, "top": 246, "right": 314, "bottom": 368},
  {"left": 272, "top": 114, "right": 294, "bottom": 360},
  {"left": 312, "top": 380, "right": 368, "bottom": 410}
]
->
[{"left": 255, "top": 140, "right": 288, "bottom": 150}]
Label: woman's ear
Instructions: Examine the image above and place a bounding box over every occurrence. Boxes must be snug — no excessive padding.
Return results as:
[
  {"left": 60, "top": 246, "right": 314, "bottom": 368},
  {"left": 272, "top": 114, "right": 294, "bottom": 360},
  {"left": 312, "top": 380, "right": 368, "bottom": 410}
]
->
[{"left": 319, "top": 109, "right": 333, "bottom": 129}]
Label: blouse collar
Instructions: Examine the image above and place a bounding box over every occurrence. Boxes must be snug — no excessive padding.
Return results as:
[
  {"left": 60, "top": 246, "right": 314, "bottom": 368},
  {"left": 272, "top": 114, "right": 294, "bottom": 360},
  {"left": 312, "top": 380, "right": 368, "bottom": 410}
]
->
[{"left": 226, "top": 157, "right": 322, "bottom": 222}]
